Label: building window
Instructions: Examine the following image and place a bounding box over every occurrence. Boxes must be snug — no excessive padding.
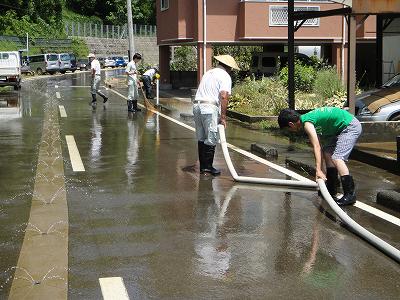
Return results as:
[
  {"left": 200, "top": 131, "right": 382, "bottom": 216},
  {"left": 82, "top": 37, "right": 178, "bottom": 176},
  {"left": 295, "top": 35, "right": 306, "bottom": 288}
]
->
[
  {"left": 269, "top": 5, "right": 320, "bottom": 26},
  {"left": 161, "top": 0, "right": 169, "bottom": 11}
]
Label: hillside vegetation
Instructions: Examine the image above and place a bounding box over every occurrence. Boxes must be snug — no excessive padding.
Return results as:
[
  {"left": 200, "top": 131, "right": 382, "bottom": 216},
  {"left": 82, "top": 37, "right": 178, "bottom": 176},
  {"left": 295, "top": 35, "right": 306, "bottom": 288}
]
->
[{"left": 0, "top": 0, "right": 156, "bottom": 38}]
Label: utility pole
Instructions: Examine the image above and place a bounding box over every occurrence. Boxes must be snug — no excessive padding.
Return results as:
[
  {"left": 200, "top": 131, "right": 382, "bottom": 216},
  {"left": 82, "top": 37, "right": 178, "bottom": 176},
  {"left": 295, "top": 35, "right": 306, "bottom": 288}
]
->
[
  {"left": 288, "top": 0, "right": 295, "bottom": 110},
  {"left": 127, "top": 0, "right": 135, "bottom": 60}
]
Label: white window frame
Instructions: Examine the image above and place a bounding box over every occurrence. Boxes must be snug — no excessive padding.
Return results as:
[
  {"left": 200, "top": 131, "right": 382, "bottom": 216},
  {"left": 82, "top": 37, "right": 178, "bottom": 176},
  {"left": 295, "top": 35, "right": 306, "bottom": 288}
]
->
[
  {"left": 161, "top": 0, "right": 169, "bottom": 11},
  {"left": 269, "top": 5, "right": 320, "bottom": 27}
]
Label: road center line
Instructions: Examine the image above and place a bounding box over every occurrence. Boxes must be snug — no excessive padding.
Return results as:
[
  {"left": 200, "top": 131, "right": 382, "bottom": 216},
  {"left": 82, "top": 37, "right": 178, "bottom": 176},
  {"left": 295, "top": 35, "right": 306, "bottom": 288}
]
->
[
  {"left": 59, "top": 105, "right": 67, "bottom": 118},
  {"left": 56, "top": 91, "right": 61, "bottom": 99},
  {"left": 99, "top": 277, "right": 130, "bottom": 300},
  {"left": 55, "top": 85, "right": 58, "bottom": 88},
  {"left": 66, "top": 135, "right": 85, "bottom": 172},
  {"left": 109, "top": 88, "right": 400, "bottom": 227}
]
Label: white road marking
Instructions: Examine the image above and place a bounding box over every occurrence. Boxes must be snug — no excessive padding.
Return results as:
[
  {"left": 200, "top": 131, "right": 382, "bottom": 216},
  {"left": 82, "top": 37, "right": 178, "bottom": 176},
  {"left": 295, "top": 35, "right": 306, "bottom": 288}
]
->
[
  {"left": 56, "top": 91, "right": 61, "bottom": 98},
  {"left": 59, "top": 105, "right": 67, "bottom": 118},
  {"left": 354, "top": 201, "right": 400, "bottom": 227},
  {"left": 65, "top": 135, "right": 85, "bottom": 172},
  {"left": 99, "top": 277, "right": 130, "bottom": 300},
  {"left": 55, "top": 85, "right": 59, "bottom": 88},
  {"left": 108, "top": 88, "right": 400, "bottom": 227}
]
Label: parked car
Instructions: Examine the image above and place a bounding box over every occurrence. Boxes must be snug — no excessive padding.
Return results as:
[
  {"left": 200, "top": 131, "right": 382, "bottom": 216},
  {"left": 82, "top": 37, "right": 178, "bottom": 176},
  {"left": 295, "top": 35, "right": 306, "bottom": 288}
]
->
[
  {"left": 250, "top": 52, "right": 312, "bottom": 77},
  {"left": 58, "top": 53, "right": 72, "bottom": 74},
  {"left": 123, "top": 55, "right": 129, "bottom": 65},
  {"left": 27, "top": 53, "right": 59, "bottom": 75},
  {"left": 0, "top": 51, "right": 21, "bottom": 90},
  {"left": 355, "top": 73, "right": 400, "bottom": 121},
  {"left": 113, "top": 56, "right": 125, "bottom": 67},
  {"left": 77, "top": 58, "right": 90, "bottom": 71},
  {"left": 103, "top": 57, "right": 116, "bottom": 68},
  {"left": 69, "top": 53, "right": 77, "bottom": 72}
]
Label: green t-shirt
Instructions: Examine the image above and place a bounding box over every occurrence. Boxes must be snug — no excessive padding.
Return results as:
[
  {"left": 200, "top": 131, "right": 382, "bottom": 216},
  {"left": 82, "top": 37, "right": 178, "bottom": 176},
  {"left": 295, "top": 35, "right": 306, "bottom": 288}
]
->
[{"left": 300, "top": 107, "right": 354, "bottom": 137}]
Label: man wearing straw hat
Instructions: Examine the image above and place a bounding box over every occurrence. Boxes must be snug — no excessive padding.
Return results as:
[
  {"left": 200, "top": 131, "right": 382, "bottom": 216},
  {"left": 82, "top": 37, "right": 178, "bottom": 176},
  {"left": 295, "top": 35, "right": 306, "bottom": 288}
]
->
[
  {"left": 88, "top": 53, "right": 108, "bottom": 108},
  {"left": 193, "top": 55, "right": 240, "bottom": 176}
]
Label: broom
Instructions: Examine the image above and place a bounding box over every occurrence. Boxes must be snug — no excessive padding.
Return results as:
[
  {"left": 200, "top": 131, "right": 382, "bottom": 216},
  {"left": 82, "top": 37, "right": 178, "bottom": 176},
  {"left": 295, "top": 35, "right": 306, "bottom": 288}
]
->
[{"left": 139, "top": 83, "right": 156, "bottom": 110}]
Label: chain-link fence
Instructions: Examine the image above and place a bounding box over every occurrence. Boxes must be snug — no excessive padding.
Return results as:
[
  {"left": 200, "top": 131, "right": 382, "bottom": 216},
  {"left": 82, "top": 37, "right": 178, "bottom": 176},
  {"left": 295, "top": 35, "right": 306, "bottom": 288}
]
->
[{"left": 65, "top": 22, "right": 157, "bottom": 38}]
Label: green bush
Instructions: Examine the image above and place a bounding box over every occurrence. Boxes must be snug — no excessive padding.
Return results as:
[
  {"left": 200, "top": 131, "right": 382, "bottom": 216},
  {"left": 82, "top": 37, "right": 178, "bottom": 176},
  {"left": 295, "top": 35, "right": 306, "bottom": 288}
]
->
[
  {"left": 0, "top": 11, "right": 65, "bottom": 39},
  {"left": 71, "top": 38, "right": 89, "bottom": 58},
  {"left": 313, "top": 67, "right": 345, "bottom": 100},
  {"left": 230, "top": 77, "right": 288, "bottom": 116},
  {"left": 170, "top": 46, "right": 197, "bottom": 71},
  {"left": 279, "top": 60, "right": 316, "bottom": 92}
]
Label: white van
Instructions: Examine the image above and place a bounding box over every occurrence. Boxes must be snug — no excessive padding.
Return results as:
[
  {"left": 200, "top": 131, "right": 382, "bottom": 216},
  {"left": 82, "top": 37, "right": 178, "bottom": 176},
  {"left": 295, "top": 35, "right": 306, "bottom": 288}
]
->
[
  {"left": 28, "top": 53, "right": 60, "bottom": 75},
  {"left": 0, "top": 51, "right": 21, "bottom": 90},
  {"left": 250, "top": 52, "right": 311, "bottom": 76}
]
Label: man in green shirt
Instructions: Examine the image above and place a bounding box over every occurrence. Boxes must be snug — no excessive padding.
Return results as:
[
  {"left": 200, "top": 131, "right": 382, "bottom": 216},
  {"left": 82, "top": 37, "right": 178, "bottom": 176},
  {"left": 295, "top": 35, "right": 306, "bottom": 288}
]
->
[{"left": 278, "top": 107, "right": 362, "bottom": 206}]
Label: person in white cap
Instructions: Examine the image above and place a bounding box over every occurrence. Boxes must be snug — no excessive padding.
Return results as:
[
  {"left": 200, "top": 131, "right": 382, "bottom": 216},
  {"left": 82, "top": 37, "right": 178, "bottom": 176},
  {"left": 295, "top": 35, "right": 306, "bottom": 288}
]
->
[
  {"left": 193, "top": 54, "right": 240, "bottom": 176},
  {"left": 88, "top": 53, "right": 108, "bottom": 108}
]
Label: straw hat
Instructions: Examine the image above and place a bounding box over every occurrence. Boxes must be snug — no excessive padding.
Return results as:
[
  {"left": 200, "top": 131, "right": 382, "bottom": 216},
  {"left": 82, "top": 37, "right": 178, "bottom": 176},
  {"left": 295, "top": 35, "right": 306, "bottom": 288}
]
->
[
  {"left": 214, "top": 55, "right": 240, "bottom": 70},
  {"left": 87, "top": 53, "right": 95, "bottom": 58}
]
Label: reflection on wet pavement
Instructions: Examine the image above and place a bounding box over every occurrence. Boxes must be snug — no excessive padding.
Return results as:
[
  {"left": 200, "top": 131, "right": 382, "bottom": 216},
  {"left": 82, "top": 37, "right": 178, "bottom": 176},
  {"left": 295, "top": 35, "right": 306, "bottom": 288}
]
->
[{"left": 0, "top": 71, "right": 399, "bottom": 299}]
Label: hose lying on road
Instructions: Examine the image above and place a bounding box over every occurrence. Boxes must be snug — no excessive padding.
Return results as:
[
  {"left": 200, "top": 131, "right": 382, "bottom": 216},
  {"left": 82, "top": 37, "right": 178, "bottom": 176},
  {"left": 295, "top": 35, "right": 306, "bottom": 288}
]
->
[
  {"left": 218, "top": 124, "right": 400, "bottom": 263},
  {"left": 218, "top": 125, "right": 317, "bottom": 189},
  {"left": 318, "top": 179, "right": 400, "bottom": 263}
]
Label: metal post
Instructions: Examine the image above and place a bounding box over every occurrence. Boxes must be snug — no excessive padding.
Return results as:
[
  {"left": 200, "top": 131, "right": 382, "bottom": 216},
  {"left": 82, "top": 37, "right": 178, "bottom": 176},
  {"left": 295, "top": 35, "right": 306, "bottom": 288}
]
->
[
  {"left": 26, "top": 33, "right": 29, "bottom": 56},
  {"left": 347, "top": 15, "right": 356, "bottom": 115},
  {"left": 288, "top": 0, "right": 295, "bottom": 110},
  {"left": 397, "top": 136, "right": 400, "bottom": 163},
  {"left": 95, "top": 23, "right": 97, "bottom": 37},
  {"left": 376, "top": 15, "right": 383, "bottom": 88},
  {"left": 156, "top": 79, "right": 160, "bottom": 106},
  {"left": 127, "top": 0, "right": 135, "bottom": 60}
]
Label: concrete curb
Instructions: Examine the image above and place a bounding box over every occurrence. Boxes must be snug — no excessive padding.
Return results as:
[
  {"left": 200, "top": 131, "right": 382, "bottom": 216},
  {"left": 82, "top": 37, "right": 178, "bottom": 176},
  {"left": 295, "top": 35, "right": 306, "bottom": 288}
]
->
[
  {"left": 250, "top": 143, "right": 278, "bottom": 159},
  {"left": 350, "top": 148, "right": 400, "bottom": 175},
  {"left": 377, "top": 191, "right": 400, "bottom": 212}
]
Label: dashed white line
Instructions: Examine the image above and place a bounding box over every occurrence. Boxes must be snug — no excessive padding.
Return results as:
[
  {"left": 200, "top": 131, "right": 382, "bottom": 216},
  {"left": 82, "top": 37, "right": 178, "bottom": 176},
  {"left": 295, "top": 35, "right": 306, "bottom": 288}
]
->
[
  {"left": 99, "top": 277, "right": 130, "bottom": 300},
  {"left": 56, "top": 91, "right": 61, "bottom": 98},
  {"left": 108, "top": 88, "right": 400, "bottom": 227},
  {"left": 65, "top": 135, "right": 85, "bottom": 172},
  {"left": 59, "top": 105, "right": 67, "bottom": 118},
  {"left": 55, "top": 85, "right": 59, "bottom": 88}
]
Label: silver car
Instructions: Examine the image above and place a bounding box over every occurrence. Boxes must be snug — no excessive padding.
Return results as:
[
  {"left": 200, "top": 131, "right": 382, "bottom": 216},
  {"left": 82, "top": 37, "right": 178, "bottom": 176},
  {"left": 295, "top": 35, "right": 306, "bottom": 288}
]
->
[{"left": 355, "top": 73, "right": 400, "bottom": 121}]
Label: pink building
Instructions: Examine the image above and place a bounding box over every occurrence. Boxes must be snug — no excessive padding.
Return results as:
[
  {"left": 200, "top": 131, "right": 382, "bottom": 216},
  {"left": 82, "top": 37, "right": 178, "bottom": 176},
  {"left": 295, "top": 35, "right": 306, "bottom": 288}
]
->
[{"left": 156, "top": 0, "right": 377, "bottom": 86}]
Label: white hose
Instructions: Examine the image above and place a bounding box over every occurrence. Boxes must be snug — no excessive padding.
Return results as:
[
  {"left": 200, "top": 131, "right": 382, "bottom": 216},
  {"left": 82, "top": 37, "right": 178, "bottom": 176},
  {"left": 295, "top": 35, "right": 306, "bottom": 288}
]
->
[
  {"left": 218, "top": 125, "right": 317, "bottom": 188},
  {"left": 318, "top": 179, "right": 400, "bottom": 263},
  {"left": 218, "top": 124, "right": 400, "bottom": 262}
]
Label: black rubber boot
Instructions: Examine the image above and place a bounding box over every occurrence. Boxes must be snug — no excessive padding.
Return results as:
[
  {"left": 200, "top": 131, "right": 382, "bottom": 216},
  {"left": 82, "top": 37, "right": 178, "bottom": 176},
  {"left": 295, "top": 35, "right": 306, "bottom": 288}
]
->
[
  {"left": 91, "top": 94, "right": 97, "bottom": 108},
  {"left": 336, "top": 175, "right": 356, "bottom": 206},
  {"left": 326, "top": 167, "right": 338, "bottom": 199},
  {"left": 133, "top": 100, "right": 141, "bottom": 112},
  {"left": 198, "top": 141, "right": 206, "bottom": 173},
  {"left": 127, "top": 100, "right": 134, "bottom": 112},
  {"left": 202, "top": 144, "right": 221, "bottom": 176}
]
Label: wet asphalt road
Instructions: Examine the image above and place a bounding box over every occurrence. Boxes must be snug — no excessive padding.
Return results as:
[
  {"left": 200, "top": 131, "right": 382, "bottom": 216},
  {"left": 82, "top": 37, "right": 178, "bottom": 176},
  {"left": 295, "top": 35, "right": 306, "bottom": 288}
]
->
[{"left": 0, "top": 70, "right": 399, "bottom": 299}]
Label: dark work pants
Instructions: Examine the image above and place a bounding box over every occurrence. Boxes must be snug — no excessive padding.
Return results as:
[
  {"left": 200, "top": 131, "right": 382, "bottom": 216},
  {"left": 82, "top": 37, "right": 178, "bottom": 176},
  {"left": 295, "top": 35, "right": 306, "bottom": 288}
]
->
[{"left": 142, "top": 75, "right": 152, "bottom": 98}]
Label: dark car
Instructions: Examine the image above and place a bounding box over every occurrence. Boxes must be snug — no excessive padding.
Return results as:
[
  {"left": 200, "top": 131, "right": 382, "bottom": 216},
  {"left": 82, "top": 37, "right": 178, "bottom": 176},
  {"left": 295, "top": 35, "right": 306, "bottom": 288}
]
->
[
  {"left": 113, "top": 56, "right": 126, "bottom": 67},
  {"left": 69, "top": 53, "right": 78, "bottom": 72},
  {"left": 77, "top": 58, "right": 90, "bottom": 71}
]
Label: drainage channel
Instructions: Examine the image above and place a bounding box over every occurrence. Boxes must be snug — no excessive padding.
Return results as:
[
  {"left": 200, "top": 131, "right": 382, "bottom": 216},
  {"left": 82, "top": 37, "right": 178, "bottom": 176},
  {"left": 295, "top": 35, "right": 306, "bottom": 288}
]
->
[{"left": 8, "top": 92, "right": 68, "bottom": 299}]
